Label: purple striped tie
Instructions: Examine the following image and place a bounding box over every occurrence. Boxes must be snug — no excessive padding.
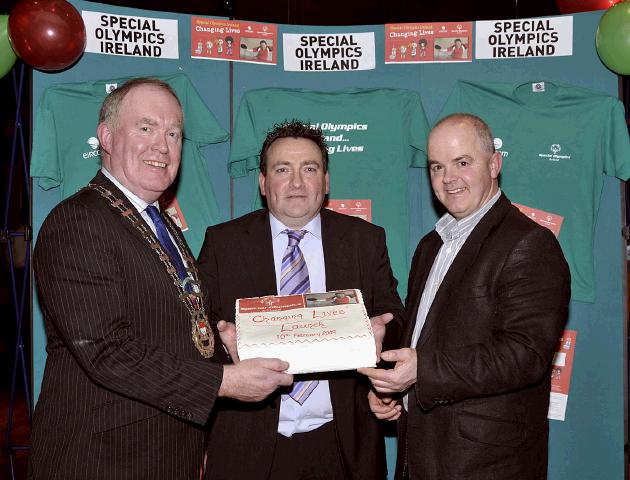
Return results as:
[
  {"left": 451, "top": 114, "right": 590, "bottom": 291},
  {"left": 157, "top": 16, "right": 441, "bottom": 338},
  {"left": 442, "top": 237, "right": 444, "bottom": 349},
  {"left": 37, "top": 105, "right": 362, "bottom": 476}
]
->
[
  {"left": 281, "top": 229, "right": 318, "bottom": 404},
  {"left": 280, "top": 230, "right": 310, "bottom": 295}
]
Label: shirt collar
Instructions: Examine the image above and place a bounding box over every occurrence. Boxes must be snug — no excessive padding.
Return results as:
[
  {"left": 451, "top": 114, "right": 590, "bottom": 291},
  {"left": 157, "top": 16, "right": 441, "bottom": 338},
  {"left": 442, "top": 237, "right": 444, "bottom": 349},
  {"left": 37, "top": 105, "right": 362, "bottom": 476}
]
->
[
  {"left": 101, "top": 167, "right": 159, "bottom": 213},
  {"left": 269, "top": 212, "right": 322, "bottom": 240},
  {"left": 435, "top": 189, "right": 501, "bottom": 242}
]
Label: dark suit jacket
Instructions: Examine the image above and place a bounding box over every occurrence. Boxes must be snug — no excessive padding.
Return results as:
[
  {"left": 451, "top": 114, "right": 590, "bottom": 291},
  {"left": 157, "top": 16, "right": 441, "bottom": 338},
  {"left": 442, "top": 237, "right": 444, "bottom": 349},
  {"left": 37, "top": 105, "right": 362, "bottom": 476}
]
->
[
  {"left": 397, "top": 194, "right": 570, "bottom": 480},
  {"left": 197, "top": 208, "right": 405, "bottom": 480},
  {"left": 30, "top": 172, "right": 224, "bottom": 480}
]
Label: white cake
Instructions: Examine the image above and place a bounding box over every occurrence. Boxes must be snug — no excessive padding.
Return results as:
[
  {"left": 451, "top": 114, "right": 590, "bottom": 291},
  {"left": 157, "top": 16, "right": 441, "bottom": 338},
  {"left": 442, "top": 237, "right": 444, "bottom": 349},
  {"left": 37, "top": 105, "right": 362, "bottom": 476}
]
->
[{"left": 235, "top": 289, "right": 376, "bottom": 374}]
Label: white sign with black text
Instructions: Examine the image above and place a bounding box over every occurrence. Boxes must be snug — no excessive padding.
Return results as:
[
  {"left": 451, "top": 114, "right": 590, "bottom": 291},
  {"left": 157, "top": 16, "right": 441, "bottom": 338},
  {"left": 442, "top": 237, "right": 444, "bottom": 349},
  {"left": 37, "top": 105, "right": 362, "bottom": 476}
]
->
[
  {"left": 475, "top": 16, "right": 573, "bottom": 60},
  {"left": 83, "top": 10, "right": 179, "bottom": 59},
  {"left": 283, "top": 32, "right": 375, "bottom": 72}
]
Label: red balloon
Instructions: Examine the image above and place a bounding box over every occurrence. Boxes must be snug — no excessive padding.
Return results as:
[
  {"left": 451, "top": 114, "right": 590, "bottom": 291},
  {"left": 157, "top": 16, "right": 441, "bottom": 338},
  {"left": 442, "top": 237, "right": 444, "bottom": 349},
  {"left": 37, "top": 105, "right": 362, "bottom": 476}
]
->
[
  {"left": 8, "top": 0, "right": 86, "bottom": 71},
  {"left": 556, "top": 0, "right": 622, "bottom": 14}
]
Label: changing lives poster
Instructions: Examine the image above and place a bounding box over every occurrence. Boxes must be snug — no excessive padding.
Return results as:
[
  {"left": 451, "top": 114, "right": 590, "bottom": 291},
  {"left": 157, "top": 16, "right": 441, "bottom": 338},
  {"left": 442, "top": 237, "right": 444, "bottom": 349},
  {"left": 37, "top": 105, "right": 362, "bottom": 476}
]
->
[
  {"left": 384, "top": 21, "right": 472, "bottom": 63},
  {"left": 191, "top": 17, "right": 278, "bottom": 65}
]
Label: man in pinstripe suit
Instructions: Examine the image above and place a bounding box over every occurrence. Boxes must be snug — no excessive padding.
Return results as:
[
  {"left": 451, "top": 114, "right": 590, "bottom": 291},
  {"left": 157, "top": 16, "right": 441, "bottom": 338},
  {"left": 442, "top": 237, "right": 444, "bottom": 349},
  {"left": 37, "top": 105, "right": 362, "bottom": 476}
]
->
[{"left": 30, "top": 78, "right": 293, "bottom": 479}]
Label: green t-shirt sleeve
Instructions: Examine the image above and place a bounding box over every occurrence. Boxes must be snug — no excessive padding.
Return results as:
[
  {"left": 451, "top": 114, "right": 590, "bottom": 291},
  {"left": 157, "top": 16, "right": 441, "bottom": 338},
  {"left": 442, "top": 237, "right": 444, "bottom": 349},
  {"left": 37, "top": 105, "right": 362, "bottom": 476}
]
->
[
  {"left": 602, "top": 99, "right": 630, "bottom": 180},
  {"left": 30, "top": 93, "right": 62, "bottom": 190},
  {"left": 175, "top": 74, "right": 229, "bottom": 146},
  {"left": 229, "top": 94, "right": 264, "bottom": 178},
  {"left": 406, "top": 91, "right": 430, "bottom": 167}
]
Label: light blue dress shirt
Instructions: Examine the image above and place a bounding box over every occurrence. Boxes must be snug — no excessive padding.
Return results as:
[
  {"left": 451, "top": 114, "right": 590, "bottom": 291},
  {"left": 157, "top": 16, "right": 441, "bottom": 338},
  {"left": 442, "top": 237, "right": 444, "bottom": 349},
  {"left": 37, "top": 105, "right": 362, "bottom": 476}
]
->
[{"left": 269, "top": 213, "right": 334, "bottom": 437}]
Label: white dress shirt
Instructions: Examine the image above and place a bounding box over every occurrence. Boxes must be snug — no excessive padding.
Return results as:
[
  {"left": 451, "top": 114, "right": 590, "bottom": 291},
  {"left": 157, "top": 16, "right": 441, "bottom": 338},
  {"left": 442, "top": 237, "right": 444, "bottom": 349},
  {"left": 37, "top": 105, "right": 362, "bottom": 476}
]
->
[
  {"left": 269, "top": 213, "right": 334, "bottom": 437},
  {"left": 101, "top": 168, "right": 187, "bottom": 264},
  {"left": 404, "top": 189, "right": 501, "bottom": 410}
]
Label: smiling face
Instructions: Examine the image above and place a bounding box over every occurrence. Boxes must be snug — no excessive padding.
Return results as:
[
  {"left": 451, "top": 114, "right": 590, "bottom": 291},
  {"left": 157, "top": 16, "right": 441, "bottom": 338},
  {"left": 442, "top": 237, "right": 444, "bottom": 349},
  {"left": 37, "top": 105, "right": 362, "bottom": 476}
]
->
[
  {"left": 259, "top": 137, "right": 329, "bottom": 229},
  {"left": 98, "top": 84, "right": 183, "bottom": 203},
  {"left": 428, "top": 118, "right": 501, "bottom": 220}
]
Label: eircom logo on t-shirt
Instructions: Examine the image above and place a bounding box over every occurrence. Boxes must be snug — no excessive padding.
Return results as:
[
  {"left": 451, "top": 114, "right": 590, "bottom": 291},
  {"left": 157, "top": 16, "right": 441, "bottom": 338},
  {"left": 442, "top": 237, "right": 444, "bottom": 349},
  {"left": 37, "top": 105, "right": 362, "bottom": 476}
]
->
[{"left": 82, "top": 137, "right": 101, "bottom": 160}]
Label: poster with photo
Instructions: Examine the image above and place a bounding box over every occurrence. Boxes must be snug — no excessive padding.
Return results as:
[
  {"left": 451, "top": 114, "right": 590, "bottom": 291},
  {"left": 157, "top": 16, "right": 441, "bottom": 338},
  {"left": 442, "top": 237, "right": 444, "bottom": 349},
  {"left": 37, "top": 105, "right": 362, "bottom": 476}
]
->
[
  {"left": 513, "top": 203, "right": 564, "bottom": 238},
  {"left": 548, "top": 330, "right": 577, "bottom": 421},
  {"left": 324, "top": 199, "right": 372, "bottom": 223},
  {"left": 191, "top": 17, "right": 278, "bottom": 65},
  {"left": 384, "top": 21, "right": 472, "bottom": 63},
  {"left": 159, "top": 192, "right": 189, "bottom": 232}
]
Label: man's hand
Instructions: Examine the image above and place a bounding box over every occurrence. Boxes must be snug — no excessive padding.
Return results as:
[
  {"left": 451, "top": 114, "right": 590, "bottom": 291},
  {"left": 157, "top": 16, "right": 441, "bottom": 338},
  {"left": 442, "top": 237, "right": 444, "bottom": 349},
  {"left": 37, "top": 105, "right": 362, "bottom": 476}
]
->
[
  {"left": 219, "top": 358, "right": 293, "bottom": 402},
  {"left": 358, "top": 348, "right": 417, "bottom": 394},
  {"left": 370, "top": 312, "right": 394, "bottom": 360},
  {"left": 367, "top": 390, "right": 401, "bottom": 421},
  {"left": 217, "top": 320, "right": 239, "bottom": 362}
]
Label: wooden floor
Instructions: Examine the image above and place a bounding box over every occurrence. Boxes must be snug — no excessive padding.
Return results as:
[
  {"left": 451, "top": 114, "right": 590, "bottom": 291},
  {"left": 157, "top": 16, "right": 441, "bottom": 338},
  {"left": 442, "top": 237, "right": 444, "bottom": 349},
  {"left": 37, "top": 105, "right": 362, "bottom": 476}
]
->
[{"left": 0, "top": 385, "right": 29, "bottom": 480}]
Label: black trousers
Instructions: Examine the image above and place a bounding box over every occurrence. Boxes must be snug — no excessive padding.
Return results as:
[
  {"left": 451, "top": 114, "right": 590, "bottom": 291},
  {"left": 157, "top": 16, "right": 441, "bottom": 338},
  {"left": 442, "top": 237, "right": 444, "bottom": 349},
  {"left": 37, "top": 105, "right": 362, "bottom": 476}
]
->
[{"left": 268, "top": 421, "right": 346, "bottom": 480}]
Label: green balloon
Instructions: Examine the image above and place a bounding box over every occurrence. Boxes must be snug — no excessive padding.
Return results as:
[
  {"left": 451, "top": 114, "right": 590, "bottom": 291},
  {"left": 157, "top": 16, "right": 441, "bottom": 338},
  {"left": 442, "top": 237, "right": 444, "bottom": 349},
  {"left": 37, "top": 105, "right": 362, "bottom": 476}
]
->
[
  {"left": 596, "top": 2, "right": 630, "bottom": 75},
  {"left": 0, "top": 14, "right": 16, "bottom": 79}
]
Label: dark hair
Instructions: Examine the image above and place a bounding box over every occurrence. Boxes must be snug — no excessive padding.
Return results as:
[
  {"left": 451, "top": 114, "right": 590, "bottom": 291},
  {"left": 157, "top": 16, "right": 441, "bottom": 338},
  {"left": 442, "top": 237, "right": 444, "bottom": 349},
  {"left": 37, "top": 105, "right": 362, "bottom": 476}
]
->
[
  {"left": 259, "top": 119, "right": 329, "bottom": 174},
  {"left": 432, "top": 113, "right": 495, "bottom": 156},
  {"left": 98, "top": 77, "right": 181, "bottom": 128}
]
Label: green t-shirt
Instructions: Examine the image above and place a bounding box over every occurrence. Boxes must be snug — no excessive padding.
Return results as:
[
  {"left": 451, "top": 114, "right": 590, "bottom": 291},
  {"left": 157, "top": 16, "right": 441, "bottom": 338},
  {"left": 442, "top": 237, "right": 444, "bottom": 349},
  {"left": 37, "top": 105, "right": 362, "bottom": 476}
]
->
[
  {"left": 438, "top": 80, "right": 630, "bottom": 302},
  {"left": 229, "top": 88, "right": 430, "bottom": 296},
  {"left": 31, "top": 72, "right": 229, "bottom": 255}
]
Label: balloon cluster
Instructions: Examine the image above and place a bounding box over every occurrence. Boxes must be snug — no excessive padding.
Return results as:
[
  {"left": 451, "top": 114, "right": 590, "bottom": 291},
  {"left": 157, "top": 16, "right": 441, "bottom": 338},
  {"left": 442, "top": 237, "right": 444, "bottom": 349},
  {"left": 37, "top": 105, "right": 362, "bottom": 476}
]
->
[
  {"left": 550, "top": 0, "right": 630, "bottom": 75},
  {"left": 597, "top": 2, "right": 630, "bottom": 75},
  {"left": 0, "top": 0, "right": 86, "bottom": 78}
]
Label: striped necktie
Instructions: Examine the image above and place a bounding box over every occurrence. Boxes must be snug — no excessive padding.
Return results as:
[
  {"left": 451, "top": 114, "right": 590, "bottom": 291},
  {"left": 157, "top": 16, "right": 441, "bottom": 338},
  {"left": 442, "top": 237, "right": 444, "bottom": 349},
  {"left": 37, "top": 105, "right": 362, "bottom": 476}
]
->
[
  {"left": 280, "top": 229, "right": 310, "bottom": 295},
  {"left": 281, "top": 229, "right": 318, "bottom": 404}
]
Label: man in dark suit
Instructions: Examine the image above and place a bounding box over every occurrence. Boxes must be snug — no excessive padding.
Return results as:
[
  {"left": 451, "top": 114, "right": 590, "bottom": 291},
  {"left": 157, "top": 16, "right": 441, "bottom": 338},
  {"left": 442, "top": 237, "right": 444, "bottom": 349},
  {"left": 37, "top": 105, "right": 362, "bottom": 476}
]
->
[
  {"left": 360, "top": 113, "right": 571, "bottom": 479},
  {"left": 197, "top": 120, "right": 405, "bottom": 480},
  {"left": 30, "top": 78, "right": 293, "bottom": 479}
]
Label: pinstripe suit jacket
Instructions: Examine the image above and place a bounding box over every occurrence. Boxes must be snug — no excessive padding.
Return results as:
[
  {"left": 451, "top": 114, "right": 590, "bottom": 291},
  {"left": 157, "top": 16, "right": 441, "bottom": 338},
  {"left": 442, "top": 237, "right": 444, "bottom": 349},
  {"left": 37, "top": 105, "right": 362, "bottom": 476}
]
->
[
  {"left": 30, "top": 172, "right": 224, "bottom": 480},
  {"left": 197, "top": 208, "right": 405, "bottom": 480}
]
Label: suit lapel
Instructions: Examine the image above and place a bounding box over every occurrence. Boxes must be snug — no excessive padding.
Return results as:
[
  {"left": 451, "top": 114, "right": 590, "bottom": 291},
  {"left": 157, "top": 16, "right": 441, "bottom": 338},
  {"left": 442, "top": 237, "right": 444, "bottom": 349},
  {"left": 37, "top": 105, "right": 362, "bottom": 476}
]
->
[
  {"left": 89, "top": 171, "right": 154, "bottom": 248},
  {"left": 414, "top": 195, "right": 511, "bottom": 350},
  {"left": 243, "top": 211, "right": 278, "bottom": 296},
  {"left": 403, "top": 233, "right": 441, "bottom": 347},
  {"left": 320, "top": 209, "right": 353, "bottom": 292},
  {"left": 89, "top": 171, "right": 190, "bottom": 292}
]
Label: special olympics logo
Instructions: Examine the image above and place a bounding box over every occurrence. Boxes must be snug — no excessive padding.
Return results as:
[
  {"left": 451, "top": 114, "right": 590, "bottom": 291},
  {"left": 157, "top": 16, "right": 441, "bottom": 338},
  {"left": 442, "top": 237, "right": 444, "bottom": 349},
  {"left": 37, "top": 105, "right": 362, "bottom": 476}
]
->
[
  {"left": 493, "top": 138, "right": 503, "bottom": 150},
  {"left": 550, "top": 144, "right": 561, "bottom": 154},
  {"left": 260, "top": 296, "right": 279, "bottom": 307}
]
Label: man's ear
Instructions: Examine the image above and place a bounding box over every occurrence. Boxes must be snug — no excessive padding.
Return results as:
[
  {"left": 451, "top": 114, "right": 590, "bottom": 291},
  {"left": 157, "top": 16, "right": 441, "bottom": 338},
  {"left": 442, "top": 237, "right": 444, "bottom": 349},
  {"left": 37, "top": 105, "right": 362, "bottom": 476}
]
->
[
  {"left": 258, "top": 171, "right": 267, "bottom": 197},
  {"left": 96, "top": 122, "right": 113, "bottom": 156},
  {"left": 489, "top": 151, "right": 502, "bottom": 179}
]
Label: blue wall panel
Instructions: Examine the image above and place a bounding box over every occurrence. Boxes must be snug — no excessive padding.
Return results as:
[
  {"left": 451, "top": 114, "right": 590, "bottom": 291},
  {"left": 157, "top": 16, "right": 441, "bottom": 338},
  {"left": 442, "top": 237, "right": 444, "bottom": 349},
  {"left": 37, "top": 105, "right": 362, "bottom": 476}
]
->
[{"left": 32, "top": 5, "right": 625, "bottom": 479}]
